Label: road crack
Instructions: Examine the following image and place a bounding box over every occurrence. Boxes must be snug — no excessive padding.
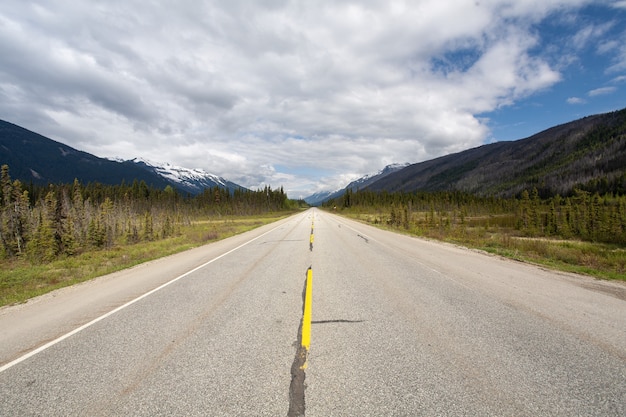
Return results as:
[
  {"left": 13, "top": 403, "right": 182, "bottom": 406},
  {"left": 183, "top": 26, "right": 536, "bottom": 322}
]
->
[
  {"left": 288, "top": 268, "right": 312, "bottom": 416},
  {"left": 288, "top": 332, "right": 307, "bottom": 417},
  {"left": 312, "top": 319, "right": 364, "bottom": 324}
]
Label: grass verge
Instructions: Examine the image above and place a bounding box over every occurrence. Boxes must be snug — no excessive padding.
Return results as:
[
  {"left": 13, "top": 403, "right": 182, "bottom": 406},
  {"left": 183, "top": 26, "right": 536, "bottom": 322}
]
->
[{"left": 0, "top": 213, "right": 291, "bottom": 307}]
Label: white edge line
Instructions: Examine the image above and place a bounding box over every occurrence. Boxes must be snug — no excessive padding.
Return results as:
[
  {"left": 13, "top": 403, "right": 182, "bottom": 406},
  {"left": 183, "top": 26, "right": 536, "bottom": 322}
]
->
[{"left": 0, "top": 222, "right": 286, "bottom": 374}]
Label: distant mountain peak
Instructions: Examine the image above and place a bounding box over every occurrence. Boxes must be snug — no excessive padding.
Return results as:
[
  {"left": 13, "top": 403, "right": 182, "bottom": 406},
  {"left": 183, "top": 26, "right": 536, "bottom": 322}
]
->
[
  {"left": 127, "top": 157, "right": 244, "bottom": 194},
  {"left": 352, "top": 163, "right": 411, "bottom": 185},
  {"left": 304, "top": 163, "right": 410, "bottom": 205}
]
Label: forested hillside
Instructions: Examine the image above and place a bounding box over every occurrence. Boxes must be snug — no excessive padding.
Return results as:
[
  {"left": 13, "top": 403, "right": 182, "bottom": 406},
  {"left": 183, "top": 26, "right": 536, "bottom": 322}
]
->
[
  {"left": 0, "top": 120, "right": 172, "bottom": 190},
  {"left": 0, "top": 165, "right": 295, "bottom": 262},
  {"left": 368, "top": 108, "right": 626, "bottom": 197}
]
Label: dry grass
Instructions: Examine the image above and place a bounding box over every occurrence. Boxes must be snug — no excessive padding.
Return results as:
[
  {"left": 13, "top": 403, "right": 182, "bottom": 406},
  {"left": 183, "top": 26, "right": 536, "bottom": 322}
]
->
[{"left": 0, "top": 213, "right": 289, "bottom": 307}]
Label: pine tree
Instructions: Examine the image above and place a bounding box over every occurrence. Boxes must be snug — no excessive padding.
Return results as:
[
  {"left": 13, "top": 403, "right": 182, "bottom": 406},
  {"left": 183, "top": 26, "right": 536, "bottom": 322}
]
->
[
  {"left": 71, "top": 179, "right": 86, "bottom": 248},
  {"left": 62, "top": 211, "right": 77, "bottom": 256},
  {"left": 87, "top": 217, "right": 105, "bottom": 248},
  {"left": 99, "top": 197, "right": 114, "bottom": 247},
  {"left": 0, "top": 167, "right": 30, "bottom": 257},
  {"left": 27, "top": 191, "right": 59, "bottom": 261},
  {"left": 142, "top": 211, "right": 153, "bottom": 241}
]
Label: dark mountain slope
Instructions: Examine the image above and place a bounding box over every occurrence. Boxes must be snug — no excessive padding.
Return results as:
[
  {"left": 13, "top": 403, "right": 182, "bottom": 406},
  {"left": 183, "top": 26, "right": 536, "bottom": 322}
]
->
[
  {"left": 0, "top": 120, "right": 247, "bottom": 194},
  {"left": 0, "top": 120, "right": 170, "bottom": 188},
  {"left": 368, "top": 108, "right": 626, "bottom": 197}
]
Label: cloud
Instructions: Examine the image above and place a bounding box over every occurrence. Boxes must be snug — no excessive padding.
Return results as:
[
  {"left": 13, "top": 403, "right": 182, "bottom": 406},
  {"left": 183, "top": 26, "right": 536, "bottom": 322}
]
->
[
  {"left": 0, "top": 0, "right": 614, "bottom": 196},
  {"left": 567, "top": 97, "right": 586, "bottom": 104},
  {"left": 588, "top": 86, "right": 617, "bottom": 96},
  {"left": 571, "top": 21, "right": 615, "bottom": 50}
]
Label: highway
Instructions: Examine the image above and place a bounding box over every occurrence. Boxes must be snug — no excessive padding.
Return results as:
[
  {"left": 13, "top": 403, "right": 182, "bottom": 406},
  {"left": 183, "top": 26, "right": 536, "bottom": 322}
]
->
[{"left": 1, "top": 208, "right": 625, "bottom": 416}]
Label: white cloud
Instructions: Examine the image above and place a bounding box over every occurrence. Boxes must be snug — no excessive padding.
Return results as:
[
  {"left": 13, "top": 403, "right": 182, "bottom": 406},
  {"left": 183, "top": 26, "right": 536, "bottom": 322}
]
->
[
  {"left": 0, "top": 0, "right": 613, "bottom": 196},
  {"left": 588, "top": 86, "right": 617, "bottom": 96},
  {"left": 571, "top": 21, "right": 615, "bottom": 50},
  {"left": 567, "top": 97, "right": 586, "bottom": 104}
]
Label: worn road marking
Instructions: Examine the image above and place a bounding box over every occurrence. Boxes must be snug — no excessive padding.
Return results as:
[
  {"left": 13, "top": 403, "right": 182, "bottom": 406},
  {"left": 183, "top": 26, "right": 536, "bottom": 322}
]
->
[
  {"left": 288, "top": 218, "right": 315, "bottom": 416},
  {"left": 288, "top": 267, "right": 313, "bottom": 417},
  {"left": 301, "top": 267, "right": 313, "bottom": 353}
]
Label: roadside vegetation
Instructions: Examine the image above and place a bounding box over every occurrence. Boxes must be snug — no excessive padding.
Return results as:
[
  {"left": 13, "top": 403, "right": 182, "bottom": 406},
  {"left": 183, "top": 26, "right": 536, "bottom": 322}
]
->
[
  {"left": 0, "top": 165, "right": 306, "bottom": 306},
  {"left": 323, "top": 189, "right": 626, "bottom": 281}
]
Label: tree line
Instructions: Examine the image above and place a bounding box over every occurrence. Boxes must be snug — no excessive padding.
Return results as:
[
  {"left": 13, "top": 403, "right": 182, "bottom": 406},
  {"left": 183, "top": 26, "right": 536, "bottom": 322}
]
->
[
  {"left": 0, "top": 165, "right": 298, "bottom": 262},
  {"left": 325, "top": 188, "right": 626, "bottom": 245}
]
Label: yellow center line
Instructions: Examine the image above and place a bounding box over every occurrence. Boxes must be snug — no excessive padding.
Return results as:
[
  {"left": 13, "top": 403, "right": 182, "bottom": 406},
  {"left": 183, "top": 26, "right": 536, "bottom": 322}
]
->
[
  {"left": 301, "top": 267, "right": 313, "bottom": 353},
  {"left": 301, "top": 220, "right": 315, "bottom": 368},
  {"left": 309, "top": 220, "right": 314, "bottom": 250}
]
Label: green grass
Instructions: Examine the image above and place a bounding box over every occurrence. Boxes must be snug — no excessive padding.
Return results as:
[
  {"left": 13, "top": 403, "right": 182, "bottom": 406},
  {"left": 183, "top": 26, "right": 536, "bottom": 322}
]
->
[{"left": 0, "top": 213, "right": 291, "bottom": 307}]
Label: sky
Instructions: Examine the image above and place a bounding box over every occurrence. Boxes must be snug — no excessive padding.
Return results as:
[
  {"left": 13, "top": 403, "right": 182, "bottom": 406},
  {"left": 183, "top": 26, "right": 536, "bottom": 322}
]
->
[{"left": 1, "top": 1, "right": 625, "bottom": 198}]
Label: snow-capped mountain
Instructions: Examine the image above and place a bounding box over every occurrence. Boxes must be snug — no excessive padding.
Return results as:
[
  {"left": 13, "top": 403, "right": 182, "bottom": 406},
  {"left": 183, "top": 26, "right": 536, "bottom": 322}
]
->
[
  {"left": 128, "top": 158, "right": 246, "bottom": 195},
  {"left": 303, "top": 189, "right": 340, "bottom": 206},
  {"left": 304, "top": 163, "right": 410, "bottom": 205},
  {"left": 344, "top": 163, "right": 411, "bottom": 192}
]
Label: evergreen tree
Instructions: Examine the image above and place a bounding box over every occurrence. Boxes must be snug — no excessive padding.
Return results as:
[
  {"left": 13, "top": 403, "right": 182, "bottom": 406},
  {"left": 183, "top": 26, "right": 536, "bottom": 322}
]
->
[
  {"left": 0, "top": 166, "right": 29, "bottom": 257},
  {"left": 142, "top": 211, "right": 153, "bottom": 241}
]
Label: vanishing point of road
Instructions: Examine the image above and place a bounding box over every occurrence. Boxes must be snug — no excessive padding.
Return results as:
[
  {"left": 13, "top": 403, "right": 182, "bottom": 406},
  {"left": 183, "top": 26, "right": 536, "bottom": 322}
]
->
[{"left": 1, "top": 208, "right": 624, "bottom": 416}]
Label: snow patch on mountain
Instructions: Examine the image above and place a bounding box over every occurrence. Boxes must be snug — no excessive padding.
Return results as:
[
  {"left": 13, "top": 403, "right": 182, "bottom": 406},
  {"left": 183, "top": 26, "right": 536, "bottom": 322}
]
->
[
  {"left": 304, "top": 163, "right": 410, "bottom": 205},
  {"left": 344, "top": 163, "right": 411, "bottom": 191},
  {"left": 131, "top": 158, "right": 227, "bottom": 187},
  {"left": 116, "top": 157, "right": 245, "bottom": 194}
]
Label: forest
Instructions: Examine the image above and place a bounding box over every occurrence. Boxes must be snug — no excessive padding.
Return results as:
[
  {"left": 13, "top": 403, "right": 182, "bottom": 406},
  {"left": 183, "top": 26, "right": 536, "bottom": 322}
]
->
[
  {"left": 3, "top": 158, "right": 626, "bottom": 282},
  {"left": 0, "top": 165, "right": 300, "bottom": 262},
  {"left": 324, "top": 188, "right": 626, "bottom": 245}
]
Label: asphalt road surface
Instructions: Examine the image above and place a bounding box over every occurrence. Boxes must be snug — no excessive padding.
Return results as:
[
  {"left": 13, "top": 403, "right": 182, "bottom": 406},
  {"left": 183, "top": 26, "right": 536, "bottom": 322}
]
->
[{"left": 1, "top": 208, "right": 625, "bottom": 416}]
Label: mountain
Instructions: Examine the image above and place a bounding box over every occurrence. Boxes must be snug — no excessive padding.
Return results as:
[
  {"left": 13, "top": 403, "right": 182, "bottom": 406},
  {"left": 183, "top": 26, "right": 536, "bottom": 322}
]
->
[
  {"left": 305, "top": 163, "right": 410, "bottom": 205},
  {"left": 303, "top": 190, "right": 337, "bottom": 206},
  {"left": 0, "top": 119, "right": 245, "bottom": 194},
  {"left": 366, "top": 108, "right": 626, "bottom": 197},
  {"left": 128, "top": 158, "right": 245, "bottom": 194}
]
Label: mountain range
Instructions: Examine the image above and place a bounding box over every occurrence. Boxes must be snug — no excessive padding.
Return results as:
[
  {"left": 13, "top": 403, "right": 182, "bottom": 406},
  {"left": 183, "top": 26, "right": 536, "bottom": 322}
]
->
[
  {"left": 0, "top": 120, "right": 245, "bottom": 194},
  {"left": 2, "top": 107, "right": 626, "bottom": 200},
  {"left": 307, "top": 107, "right": 626, "bottom": 203},
  {"left": 124, "top": 158, "right": 244, "bottom": 194},
  {"left": 368, "top": 107, "right": 626, "bottom": 197},
  {"left": 304, "top": 163, "right": 409, "bottom": 205}
]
